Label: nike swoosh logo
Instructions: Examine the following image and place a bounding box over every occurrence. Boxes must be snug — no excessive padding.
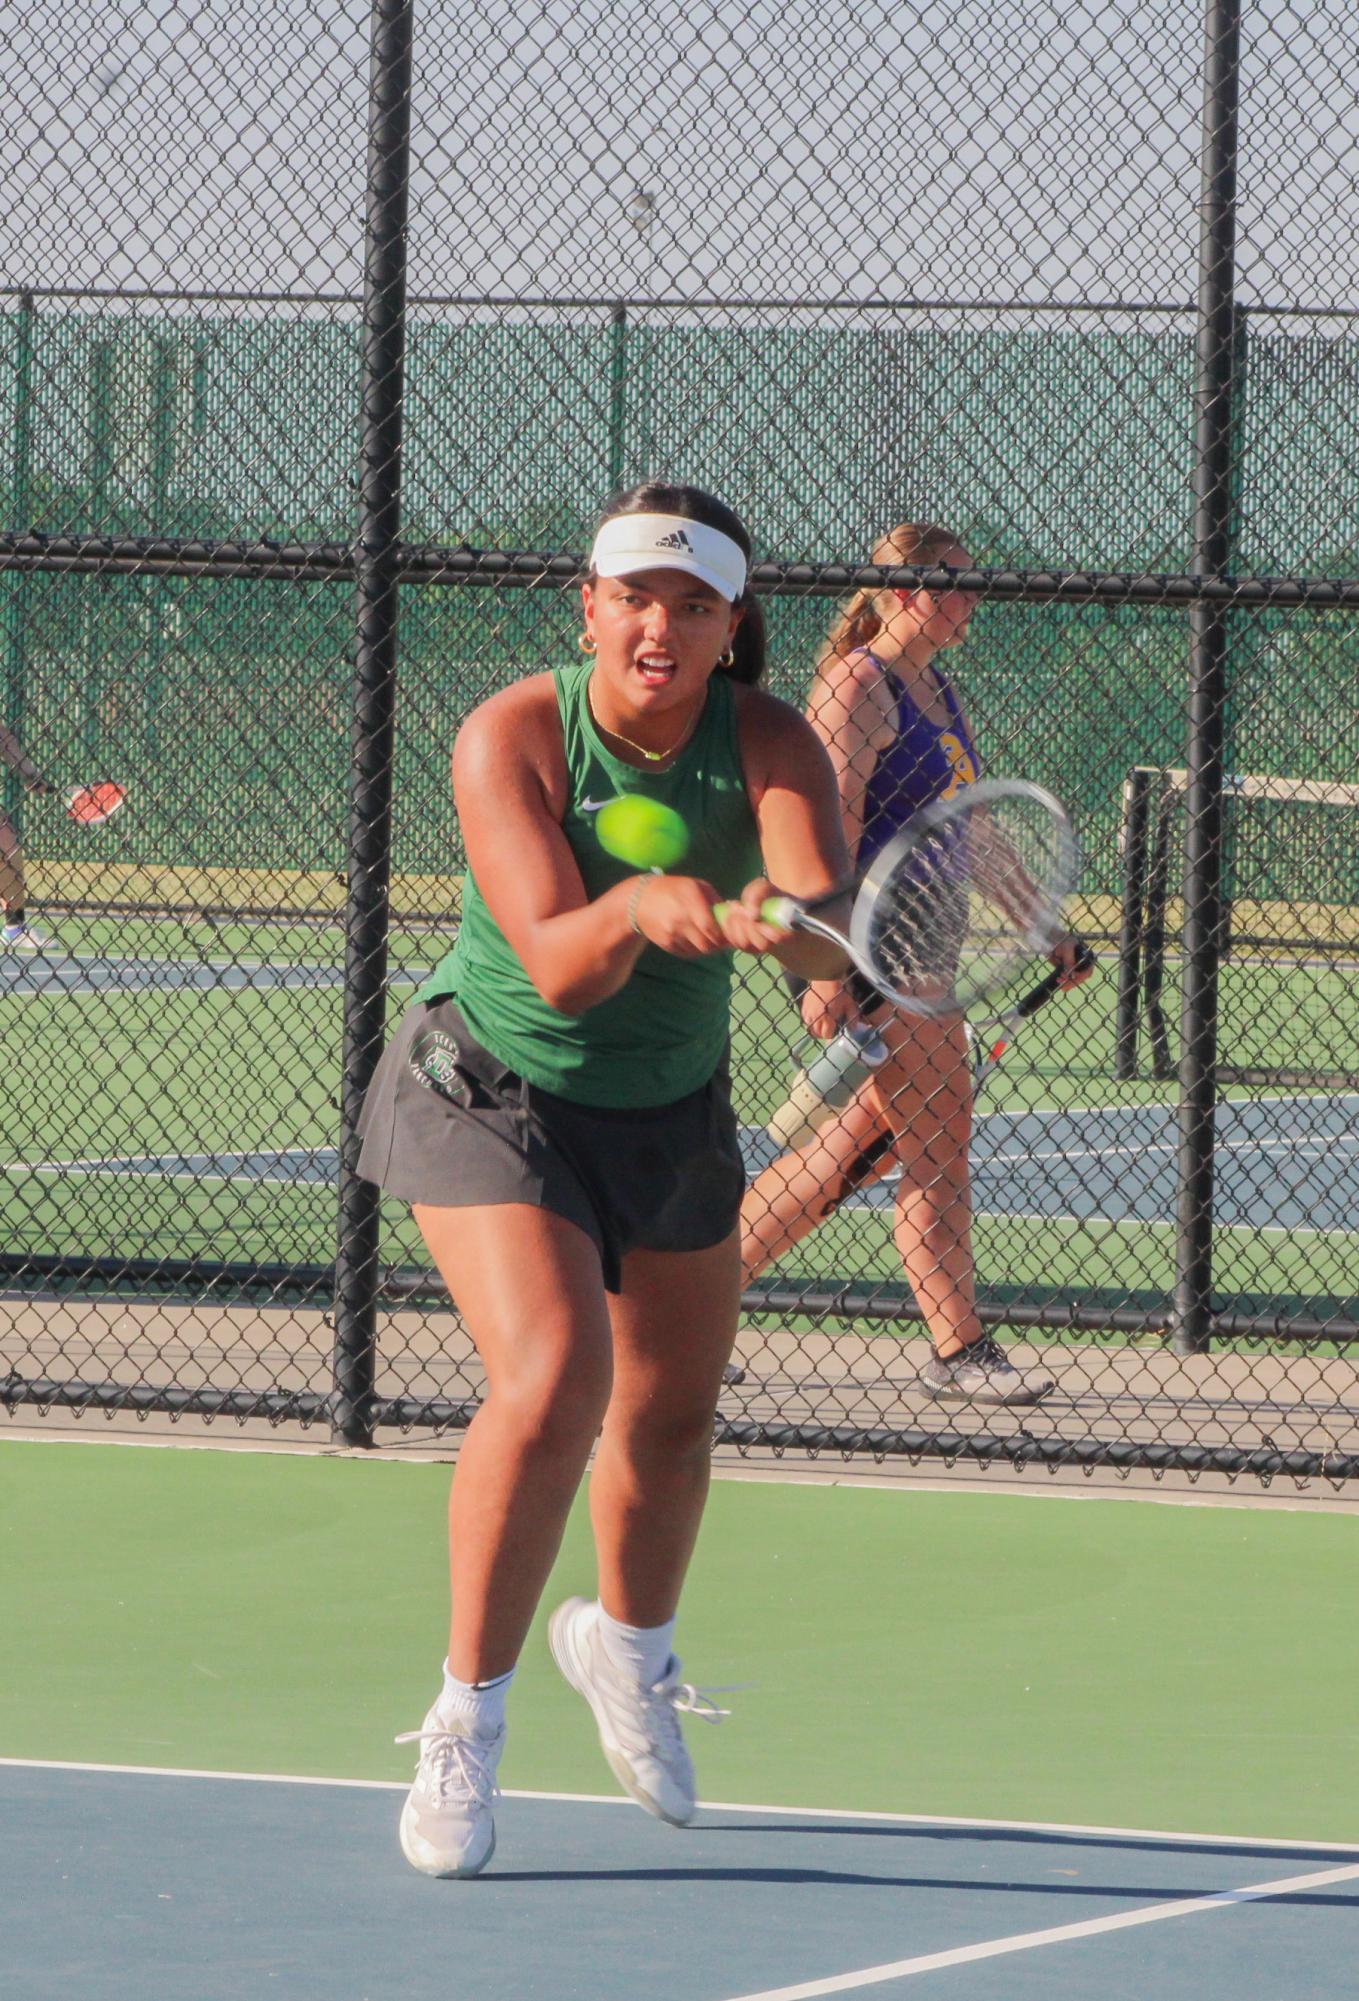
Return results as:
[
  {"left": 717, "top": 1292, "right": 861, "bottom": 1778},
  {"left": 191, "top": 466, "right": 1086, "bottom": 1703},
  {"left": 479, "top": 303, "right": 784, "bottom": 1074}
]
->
[{"left": 578, "top": 796, "right": 612, "bottom": 813}]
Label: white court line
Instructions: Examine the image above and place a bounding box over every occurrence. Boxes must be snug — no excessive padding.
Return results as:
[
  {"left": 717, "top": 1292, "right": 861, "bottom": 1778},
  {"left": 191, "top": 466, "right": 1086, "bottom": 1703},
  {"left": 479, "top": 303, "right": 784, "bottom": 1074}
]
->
[
  {"left": 0, "top": 1148, "right": 336, "bottom": 1185},
  {"left": 4, "top": 1757, "right": 1358, "bottom": 1856},
  {"left": 971, "top": 1205, "right": 1359, "bottom": 1237},
  {"left": 724, "top": 1860, "right": 1359, "bottom": 2000},
  {"left": 979, "top": 1092, "right": 1359, "bottom": 1123},
  {"left": 12, "top": 951, "right": 419, "bottom": 977},
  {"left": 989, "top": 1131, "right": 1359, "bottom": 1167}
]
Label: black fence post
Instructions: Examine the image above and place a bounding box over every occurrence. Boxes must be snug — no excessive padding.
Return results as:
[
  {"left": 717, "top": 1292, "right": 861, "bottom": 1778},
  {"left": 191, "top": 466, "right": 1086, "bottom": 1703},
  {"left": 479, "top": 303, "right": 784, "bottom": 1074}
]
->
[
  {"left": 333, "top": 0, "right": 415, "bottom": 1447},
  {"left": 1114, "top": 767, "right": 1151, "bottom": 1079},
  {"left": 1172, "top": 0, "right": 1241, "bottom": 1357},
  {"left": 607, "top": 302, "right": 627, "bottom": 493},
  {"left": 3, "top": 289, "right": 34, "bottom": 833},
  {"left": 1144, "top": 775, "right": 1176, "bottom": 1082}
]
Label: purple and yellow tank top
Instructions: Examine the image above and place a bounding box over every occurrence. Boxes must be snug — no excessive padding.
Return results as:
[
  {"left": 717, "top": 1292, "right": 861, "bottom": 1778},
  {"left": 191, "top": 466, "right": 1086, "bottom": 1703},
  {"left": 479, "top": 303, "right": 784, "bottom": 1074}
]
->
[{"left": 856, "top": 654, "right": 980, "bottom": 868}]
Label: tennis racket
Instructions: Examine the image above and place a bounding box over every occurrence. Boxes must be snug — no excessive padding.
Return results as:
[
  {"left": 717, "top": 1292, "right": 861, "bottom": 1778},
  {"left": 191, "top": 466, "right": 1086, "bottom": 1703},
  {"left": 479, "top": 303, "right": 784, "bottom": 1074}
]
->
[
  {"left": 64, "top": 781, "right": 126, "bottom": 826},
  {"left": 720, "top": 778, "right": 1079, "bottom": 1017}
]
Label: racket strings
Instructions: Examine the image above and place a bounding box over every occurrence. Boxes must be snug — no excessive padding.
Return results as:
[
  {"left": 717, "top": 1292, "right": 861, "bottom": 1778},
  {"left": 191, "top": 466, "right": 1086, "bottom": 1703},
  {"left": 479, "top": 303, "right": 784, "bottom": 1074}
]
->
[{"left": 867, "top": 795, "right": 1072, "bottom": 1006}]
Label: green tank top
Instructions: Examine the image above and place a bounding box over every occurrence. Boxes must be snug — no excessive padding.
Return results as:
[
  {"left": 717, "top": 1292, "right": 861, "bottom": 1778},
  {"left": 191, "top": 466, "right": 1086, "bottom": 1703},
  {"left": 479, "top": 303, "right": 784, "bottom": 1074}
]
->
[{"left": 415, "top": 662, "right": 763, "bottom": 1107}]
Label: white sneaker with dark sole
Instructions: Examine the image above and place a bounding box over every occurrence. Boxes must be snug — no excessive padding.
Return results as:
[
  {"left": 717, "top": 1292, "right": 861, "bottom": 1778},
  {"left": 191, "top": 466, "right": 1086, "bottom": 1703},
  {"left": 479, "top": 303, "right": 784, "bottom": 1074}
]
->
[
  {"left": 394, "top": 1705, "right": 504, "bottom": 1878},
  {"left": 921, "top": 1335, "right": 1055, "bottom": 1406},
  {"left": 548, "top": 1597, "right": 726, "bottom": 1827}
]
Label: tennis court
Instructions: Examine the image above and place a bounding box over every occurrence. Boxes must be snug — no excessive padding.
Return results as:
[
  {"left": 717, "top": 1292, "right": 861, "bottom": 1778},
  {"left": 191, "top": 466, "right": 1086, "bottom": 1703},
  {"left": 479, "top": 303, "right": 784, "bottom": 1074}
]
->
[
  {"left": 5, "top": 6, "right": 1359, "bottom": 1990},
  {"left": 7, "top": 913, "right": 1359, "bottom": 1313},
  {"left": 3, "top": 1440, "right": 1356, "bottom": 2000}
]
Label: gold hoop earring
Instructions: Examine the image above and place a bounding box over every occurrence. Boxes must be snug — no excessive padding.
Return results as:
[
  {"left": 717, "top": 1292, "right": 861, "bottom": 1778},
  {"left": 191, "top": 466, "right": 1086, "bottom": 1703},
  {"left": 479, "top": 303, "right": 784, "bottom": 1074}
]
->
[
  {"left": 717, "top": 649, "right": 735, "bottom": 669},
  {"left": 578, "top": 632, "right": 596, "bottom": 654}
]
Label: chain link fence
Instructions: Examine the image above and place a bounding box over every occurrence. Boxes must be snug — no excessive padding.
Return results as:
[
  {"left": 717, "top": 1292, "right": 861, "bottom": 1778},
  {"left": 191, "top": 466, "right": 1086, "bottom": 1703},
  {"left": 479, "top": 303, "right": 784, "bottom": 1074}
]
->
[{"left": 2, "top": 0, "right": 1357, "bottom": 1479}]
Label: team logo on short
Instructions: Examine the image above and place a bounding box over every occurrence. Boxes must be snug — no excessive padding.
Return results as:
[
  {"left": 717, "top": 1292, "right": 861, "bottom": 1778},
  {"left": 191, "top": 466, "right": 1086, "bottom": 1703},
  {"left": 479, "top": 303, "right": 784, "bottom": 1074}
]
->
[{"left": 409, "top": 1028, "right": 470, "bottom": 1106}]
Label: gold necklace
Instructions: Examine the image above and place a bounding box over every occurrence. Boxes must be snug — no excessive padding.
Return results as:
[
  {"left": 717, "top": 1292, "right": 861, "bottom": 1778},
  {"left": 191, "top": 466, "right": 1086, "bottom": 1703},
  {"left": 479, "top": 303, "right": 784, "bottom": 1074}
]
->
[{"left": 588, "top": 690, "right": 701, "bottom": 765}]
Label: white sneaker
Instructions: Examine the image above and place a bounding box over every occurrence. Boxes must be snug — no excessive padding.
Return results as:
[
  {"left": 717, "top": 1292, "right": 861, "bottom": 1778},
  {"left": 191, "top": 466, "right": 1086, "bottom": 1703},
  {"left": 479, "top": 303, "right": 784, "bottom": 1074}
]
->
[
  {"left": 394, "top": 1704, "right": 505, "bottom": 1878},
  {"left": 1, "top": 922, "right": 45, "bottom": 953},
  {"left": 548, "top": 1597, "right": 727, "bottom": 1827}
]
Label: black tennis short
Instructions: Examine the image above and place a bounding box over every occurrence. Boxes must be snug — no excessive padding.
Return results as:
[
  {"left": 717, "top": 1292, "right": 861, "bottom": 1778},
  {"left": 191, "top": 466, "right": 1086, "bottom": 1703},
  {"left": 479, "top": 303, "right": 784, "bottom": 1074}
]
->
[
  {"left": 784, "top": 967, "right": 884, "bottom": 1015},
  {"left": 357, "top": 997, "right": 746, "bottom": 1293}
]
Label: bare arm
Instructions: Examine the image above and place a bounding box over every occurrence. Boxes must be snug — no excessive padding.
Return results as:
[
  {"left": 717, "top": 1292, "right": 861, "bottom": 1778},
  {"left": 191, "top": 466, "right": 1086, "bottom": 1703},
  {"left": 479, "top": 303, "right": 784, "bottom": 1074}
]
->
[
  {"left": 805, "top": 653, "right": 897, "bottom": 861},
  {"left": 725, "top": 686, "right": 853, "bottom": 980},
  {"left": 454, "top": 682, "right": 732, "bottom": 1016},
  {"left": 791, "top": 656, "right": 896, "bottom": 1028}
]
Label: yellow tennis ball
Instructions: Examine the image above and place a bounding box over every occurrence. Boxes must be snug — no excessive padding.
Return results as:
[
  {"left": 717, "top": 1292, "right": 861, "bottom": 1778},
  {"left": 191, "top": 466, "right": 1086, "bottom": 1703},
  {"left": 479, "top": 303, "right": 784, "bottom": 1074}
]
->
[{"left": 594, "top": 794, "right": 689, "bottom": 870}]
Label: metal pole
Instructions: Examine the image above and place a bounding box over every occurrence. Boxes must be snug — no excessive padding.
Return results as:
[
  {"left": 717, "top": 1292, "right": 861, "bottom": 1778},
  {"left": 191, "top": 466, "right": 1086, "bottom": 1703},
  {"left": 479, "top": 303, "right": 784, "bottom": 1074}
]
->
[
  {"left": 85, "top": 340, "right": 117, "bottom": 767},
  {"left": 1143, "top": 776, "right": 1176, "bottom": 1081},
  {"left": 332, "top": 0, "right": 414, "bottom": 1447},
  {"left": 3, "top": 290, "right": 34, "bottom": 833},
  {"left": 607, "top": 302, "right": 627, "bottom": 492},
  {"left": 147, "top": 335, "right": 177, "bottom": 762},
  {"left": 1171, "top": 0, "right": 1241, "bottom": 1356},
  {"left": 1113, "top": 768, "right": 1151, "bottom": 1078}
]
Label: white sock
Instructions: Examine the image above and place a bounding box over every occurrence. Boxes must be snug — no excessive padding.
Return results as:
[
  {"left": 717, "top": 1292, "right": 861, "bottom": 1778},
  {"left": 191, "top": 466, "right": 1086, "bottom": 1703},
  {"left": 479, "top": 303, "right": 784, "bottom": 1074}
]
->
[
  {"left": 437, "top": 1661, "right": 514, "bottom": 1738},
  {"left": 595, "top": 1605, "right": 677, "bottom": 1687}
]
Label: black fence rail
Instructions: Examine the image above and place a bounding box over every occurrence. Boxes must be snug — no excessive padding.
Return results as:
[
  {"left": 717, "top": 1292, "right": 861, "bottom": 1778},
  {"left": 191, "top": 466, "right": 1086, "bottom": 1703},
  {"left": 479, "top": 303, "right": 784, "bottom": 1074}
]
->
[{"left": 3, "top": 0, "right": 1358, "bottom": 1481}]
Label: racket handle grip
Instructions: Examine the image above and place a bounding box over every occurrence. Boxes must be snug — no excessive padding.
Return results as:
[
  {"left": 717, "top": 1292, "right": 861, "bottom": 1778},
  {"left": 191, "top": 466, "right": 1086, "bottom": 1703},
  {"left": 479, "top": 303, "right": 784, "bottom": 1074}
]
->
[
  {"left": 712, "top": 896, "right": 799, "bottom": 928},
  {"left": 1014, "top": 937, "right": 1096, "bottom": 1017}
]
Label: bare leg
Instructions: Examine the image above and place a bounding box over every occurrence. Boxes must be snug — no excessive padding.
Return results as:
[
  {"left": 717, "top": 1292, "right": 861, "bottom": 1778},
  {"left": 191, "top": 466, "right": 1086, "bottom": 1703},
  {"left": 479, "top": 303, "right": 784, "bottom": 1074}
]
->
[
  {"left": 590, "top": 1231, "right": 741, "bottom": 1628},
  {"left": 740, "top": 1012, "right": 982, "bottom": 1356},
  {"left": 0, "top": 811, "right": 26, "bottom": 913},
  {"left": 739, "top": 1089, "right": 899, "bottom": 1280},
  {"left": 878, "top": 1019, "right": 981, "bottom": 1358},
  {"left": 413, "top": 1201, "right": 614, "bottom": 1684}
]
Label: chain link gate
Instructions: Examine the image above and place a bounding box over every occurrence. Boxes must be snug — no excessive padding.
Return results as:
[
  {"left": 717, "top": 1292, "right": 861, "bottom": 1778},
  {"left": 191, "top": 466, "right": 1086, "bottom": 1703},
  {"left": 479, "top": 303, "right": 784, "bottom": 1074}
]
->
[{"left": 1, "top": 0, "right": 1357, "bottom": 1479}]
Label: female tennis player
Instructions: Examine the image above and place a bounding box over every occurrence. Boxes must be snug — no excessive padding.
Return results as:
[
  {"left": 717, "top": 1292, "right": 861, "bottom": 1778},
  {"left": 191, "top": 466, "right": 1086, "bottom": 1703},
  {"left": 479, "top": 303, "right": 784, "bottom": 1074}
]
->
[
  {"left": 360, "top": 482, "right": 850, "bottom": 1878},
  {"left": 740, "top": 522, "right": 1091, "bottom": 1404},
  {"left": 0, "top": 723, "right": 56, "bottom": 952}
]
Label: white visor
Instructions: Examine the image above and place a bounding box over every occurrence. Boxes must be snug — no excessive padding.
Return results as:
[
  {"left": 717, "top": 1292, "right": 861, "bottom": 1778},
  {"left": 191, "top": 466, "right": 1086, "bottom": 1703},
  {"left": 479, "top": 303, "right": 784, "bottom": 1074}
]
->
[{"left": 590, "top": 511, "right": 748, "bottom": 603}]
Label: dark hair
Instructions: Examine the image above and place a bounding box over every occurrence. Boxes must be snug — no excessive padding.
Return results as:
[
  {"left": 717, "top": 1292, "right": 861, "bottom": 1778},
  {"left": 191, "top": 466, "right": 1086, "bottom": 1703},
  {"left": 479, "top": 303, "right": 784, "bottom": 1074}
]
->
[{"left": 592, "top": 480, "right": 766, "bottom": 685}]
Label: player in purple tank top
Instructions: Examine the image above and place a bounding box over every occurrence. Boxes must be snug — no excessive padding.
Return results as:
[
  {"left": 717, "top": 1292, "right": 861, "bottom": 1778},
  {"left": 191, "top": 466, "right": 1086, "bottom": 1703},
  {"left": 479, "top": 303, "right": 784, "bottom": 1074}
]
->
[{"left": 741, "top": 522, "right": 1091, "bottom": 1406}]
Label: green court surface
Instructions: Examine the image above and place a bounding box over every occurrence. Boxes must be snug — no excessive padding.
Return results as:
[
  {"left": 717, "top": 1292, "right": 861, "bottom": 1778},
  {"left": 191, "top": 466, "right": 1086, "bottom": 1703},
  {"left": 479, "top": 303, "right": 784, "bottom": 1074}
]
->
[{"left": 3, "top": 1438, "right": 1356, "bottom": 1847}]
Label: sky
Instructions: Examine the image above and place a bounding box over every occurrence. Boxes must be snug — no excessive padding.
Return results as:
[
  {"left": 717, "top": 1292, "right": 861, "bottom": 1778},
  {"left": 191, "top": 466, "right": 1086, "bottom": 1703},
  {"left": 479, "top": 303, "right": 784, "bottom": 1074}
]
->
[{"left": 0, "top": 0, "right": 1355, "bottom": 317}]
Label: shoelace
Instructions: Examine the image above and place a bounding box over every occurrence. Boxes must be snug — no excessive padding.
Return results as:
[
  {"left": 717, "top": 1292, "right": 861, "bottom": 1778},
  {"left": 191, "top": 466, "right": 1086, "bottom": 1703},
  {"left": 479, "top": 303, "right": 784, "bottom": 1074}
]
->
[
  {"left": 952, "top": 1336, "right": 1012, "bottom": 1374},
  {"left": 617, "top": 1671, "right": 735, "bottom": 1759},
  {"left": 394, "top": 1724, "right": 502, "bottom": 1811},
  {"left": 665, "top": 1678, "right": 735, "bottom": 1726}
]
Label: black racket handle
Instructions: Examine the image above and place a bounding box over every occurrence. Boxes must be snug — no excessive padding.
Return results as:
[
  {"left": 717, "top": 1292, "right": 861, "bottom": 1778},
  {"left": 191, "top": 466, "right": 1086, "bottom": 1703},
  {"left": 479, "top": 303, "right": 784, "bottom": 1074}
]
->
[{"left": 1013, "top": 937, "right": 1095, "bottom": 1019}]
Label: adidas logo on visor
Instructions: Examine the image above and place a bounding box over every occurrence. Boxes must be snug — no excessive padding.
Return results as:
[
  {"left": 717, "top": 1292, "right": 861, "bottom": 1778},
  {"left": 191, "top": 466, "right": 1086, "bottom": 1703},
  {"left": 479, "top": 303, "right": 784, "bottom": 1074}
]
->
[{"left": 654, "top": 528, "right": 694, "bottom": 551}]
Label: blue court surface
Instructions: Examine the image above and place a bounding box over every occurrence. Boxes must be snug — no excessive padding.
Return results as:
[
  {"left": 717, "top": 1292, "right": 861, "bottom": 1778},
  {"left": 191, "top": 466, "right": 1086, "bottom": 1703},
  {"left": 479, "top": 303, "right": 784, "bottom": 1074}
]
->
[
  {"left": 4, "top": 1761, "right": 1356, "bottom": 2000},
  {"left": 11, "top": 1096, "right": 1359, "bottom": 1238}
]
